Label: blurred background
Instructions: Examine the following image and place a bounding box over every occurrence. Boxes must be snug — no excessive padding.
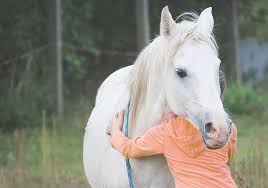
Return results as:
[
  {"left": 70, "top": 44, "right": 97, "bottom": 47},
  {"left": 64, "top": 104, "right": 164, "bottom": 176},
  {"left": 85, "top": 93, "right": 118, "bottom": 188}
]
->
[{"left": 0, "top": 0, "right": 267, "bottom": 188}]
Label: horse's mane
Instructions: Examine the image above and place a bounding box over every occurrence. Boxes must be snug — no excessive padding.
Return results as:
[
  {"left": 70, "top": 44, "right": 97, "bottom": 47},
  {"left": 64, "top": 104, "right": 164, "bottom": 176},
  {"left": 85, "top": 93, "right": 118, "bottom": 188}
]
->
[{"left": 128, "top": 12, "right": 218, "bottom": 131}]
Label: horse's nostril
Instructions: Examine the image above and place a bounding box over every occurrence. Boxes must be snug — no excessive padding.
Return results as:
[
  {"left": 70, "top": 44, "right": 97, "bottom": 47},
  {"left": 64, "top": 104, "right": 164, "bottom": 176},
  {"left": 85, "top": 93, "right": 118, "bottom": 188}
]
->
[{"left": 204, "top": 122, "right": 213, "bottom": 133}]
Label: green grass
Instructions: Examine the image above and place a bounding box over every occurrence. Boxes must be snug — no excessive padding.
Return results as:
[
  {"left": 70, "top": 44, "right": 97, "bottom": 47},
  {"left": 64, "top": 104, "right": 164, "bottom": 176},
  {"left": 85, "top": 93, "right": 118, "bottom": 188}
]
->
[
  {"left": 235, "top": 115, "right": 268, "bottom": 162},
  {"left": 0, "top": 119, "right": 90, "bottom": 188}
]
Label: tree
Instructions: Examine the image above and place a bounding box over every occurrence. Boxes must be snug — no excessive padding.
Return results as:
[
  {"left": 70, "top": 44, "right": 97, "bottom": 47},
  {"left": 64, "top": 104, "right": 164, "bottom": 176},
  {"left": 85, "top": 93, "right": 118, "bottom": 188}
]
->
[
  {"left": 48, "top": 0, "right": 63, "bottom": 116},
  {"left": 136, "top": 0, "right": 150, "bottom": 50},
  {"left": 231, "top": 0, "right": 242, "bottom": 85}
]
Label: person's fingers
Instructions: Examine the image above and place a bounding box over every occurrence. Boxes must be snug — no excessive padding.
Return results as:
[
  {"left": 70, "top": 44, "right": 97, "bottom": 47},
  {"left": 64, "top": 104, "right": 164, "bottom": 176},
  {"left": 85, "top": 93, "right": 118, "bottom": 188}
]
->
[
  {"left": 118, "top": 110, "right": 125, "bottom": 123},
  {"left": 118, "top": 110, "right": 122, "bottom": 119},
  {"left": 119, "top": 110, "right": 125, "bottom": 129},
  {"left": 108, "top": 110, "right": 126, "bottom": 133},
  {"left": 112, "top": 114, "right": 118, "bottom": 124}
]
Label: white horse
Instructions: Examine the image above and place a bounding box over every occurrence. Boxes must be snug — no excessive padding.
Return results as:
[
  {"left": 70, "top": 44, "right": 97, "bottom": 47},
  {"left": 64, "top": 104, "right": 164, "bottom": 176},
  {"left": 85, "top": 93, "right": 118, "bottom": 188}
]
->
[{"left": 83, "top": 6, "right": 232, "bottom": 187}]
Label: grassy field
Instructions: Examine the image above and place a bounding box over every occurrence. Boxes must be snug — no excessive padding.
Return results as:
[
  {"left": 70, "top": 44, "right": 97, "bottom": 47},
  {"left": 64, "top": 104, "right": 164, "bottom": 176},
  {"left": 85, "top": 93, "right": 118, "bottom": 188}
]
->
[
  {"left": 0, "top": 115, "right": 89, "bottom": 188},
  {"left": 231, "top": 114, "right": 268, "bottom": 187},
  {"left": 0, "top": 96, "right": 268, "bottom": 188}
]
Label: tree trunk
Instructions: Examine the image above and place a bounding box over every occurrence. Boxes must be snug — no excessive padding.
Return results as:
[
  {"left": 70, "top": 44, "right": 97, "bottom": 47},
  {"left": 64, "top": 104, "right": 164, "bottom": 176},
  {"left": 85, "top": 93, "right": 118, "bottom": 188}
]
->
[
  {"left": 136, "top": 0, "right": 150, "bottom": 50},
  {"left": 231, "top": 0, "right": 242, "bottom": 85},
  {"left": 213, "top": 0, "right": 240, "bottom": 84},
  {"left": 48, "top": 0, "right": 63, "bottom": 116}
]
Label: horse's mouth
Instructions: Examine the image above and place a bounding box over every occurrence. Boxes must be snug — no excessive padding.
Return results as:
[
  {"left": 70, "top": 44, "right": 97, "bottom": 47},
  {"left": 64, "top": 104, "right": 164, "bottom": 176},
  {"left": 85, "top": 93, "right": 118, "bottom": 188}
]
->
[{"left": 201, "top": 130, "right": 230, "bottom": 149}]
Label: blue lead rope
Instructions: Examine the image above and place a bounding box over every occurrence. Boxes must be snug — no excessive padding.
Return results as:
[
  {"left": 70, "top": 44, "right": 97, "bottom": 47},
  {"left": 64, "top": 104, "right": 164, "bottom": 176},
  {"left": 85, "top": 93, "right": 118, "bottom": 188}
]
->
[{"left": 124, "top": 100, "right": 134, "bottom": 188}]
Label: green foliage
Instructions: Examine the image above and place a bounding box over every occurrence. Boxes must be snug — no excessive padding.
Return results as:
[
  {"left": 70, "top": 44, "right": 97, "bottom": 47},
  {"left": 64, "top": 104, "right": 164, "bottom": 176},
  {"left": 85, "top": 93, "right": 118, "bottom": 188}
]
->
[
  {"left": 240, "top": 0, "right": 268, "bottom": 40},
  {"left": 64, "top": 51, "right": 87, "bottom": 80},
  {"left": 62, "top": 0, "right": 100, "bottom": 52},
  {"left": 0, "top": 92, "right": 55, "bottom": 132},
  {"left": 0, "top": 59, "right": 56, "bottom": 131},
  {"left": 223, "top": 85, "right": 268, "bottom": 115},
  {"left": 0, "top": 97, "right": 34, "bottom": 131},
  {"left": 0, "top": 0, "right": 47, "bottom": 61},
  {"left": 62, "top": 0, "right": 100, "bottom": 81}
]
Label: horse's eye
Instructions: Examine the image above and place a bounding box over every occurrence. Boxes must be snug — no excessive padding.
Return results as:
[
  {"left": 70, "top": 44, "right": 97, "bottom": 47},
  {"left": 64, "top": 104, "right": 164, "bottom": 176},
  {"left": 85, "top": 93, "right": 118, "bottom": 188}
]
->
[{"left": 176, "top": 69, "right": 187, "bottom": 78}]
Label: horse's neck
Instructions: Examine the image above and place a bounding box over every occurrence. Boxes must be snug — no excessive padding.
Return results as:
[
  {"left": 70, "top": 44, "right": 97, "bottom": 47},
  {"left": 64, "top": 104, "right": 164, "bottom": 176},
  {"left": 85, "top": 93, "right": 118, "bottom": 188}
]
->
[{"left": 132, "top": 88, "right": 166, "bottom": 136}]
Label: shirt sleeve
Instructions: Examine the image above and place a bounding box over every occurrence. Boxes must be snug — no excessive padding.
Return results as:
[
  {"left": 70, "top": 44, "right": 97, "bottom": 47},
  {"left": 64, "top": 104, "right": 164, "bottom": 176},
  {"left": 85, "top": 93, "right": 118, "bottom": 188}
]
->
[
  {"left": 228, "top": 124, "right": 237, "bottom": 163},
  {"left": 111, "top": 122, "right": 165, "bottom": 158}
]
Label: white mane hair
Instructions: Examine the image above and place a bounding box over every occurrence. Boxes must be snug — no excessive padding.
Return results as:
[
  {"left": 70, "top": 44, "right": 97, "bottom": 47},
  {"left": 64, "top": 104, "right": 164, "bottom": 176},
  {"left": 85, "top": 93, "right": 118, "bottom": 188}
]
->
[{"left": 128, "top": 11, "right": 218, "bottom": 132}]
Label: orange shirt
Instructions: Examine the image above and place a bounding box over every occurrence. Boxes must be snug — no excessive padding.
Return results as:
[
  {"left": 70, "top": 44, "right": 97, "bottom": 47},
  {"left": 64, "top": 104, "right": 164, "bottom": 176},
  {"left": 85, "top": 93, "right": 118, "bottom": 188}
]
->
[{"left": 111, "top": 116, "right": 237, "bottom": 188}]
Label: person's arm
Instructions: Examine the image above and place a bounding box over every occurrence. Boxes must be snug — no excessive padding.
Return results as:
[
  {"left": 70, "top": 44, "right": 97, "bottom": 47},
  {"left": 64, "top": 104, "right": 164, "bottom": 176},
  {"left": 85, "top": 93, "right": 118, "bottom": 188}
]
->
[
  {"left": 111, "top": 124, "right": 165, "bottom": 158},
  {"left": 228, "top": 124, "right": 237, "bottom": 165},
  {"left": 107, "top": 111, "right": 165, "bottom": 158}
]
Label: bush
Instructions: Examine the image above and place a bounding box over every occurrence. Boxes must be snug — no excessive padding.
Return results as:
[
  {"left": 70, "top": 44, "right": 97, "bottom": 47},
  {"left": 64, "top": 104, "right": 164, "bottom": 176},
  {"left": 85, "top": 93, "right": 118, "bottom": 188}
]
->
[
  {"left": 0, "top": 100, "right": 52, "bottom": 132},
  {"left": 223, "top": 85, "right": 268, "bottom": 115},
  {"left": 0, "top": 78, "right": 55, "bottom": 132}
]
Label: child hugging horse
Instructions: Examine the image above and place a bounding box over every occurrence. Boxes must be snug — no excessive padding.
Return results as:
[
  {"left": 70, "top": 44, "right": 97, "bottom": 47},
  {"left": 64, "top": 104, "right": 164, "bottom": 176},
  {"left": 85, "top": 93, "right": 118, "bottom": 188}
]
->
[
  {"left": 106, "top": 70, "right": 237, "bottom": 187},
  {"left": 84, "top": 6, "right": 237, "bottom": 188}
]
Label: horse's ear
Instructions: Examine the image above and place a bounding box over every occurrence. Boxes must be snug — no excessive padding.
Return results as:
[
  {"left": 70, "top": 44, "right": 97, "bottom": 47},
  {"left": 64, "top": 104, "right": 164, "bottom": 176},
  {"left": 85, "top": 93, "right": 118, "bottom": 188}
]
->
[
  {"left": 160, "top": 6, "right": 176, "bottom": 37},
  {"left": 197, "top": 7, "right": 214, "bottom": 36}
]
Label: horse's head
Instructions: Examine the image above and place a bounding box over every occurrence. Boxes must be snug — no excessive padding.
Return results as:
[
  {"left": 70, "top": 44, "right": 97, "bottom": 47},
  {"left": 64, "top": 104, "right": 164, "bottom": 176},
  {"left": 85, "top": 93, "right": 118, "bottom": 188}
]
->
[{"left": 162, "top": 7, "right": 232, "bottom": 149}]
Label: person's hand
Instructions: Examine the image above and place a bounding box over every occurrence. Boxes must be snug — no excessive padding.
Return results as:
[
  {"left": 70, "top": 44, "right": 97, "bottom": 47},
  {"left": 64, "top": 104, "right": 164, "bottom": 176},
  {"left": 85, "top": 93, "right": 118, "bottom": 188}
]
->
[{"left": 106, "top": 110, "right": 125, "bottom": 136}]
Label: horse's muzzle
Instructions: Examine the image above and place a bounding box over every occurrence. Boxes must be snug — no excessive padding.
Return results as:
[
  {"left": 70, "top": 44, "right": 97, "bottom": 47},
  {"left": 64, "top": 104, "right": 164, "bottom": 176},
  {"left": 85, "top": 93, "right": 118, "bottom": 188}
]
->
[{"left": 201, "top": 118, "right": 232, "bottom": 149}]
